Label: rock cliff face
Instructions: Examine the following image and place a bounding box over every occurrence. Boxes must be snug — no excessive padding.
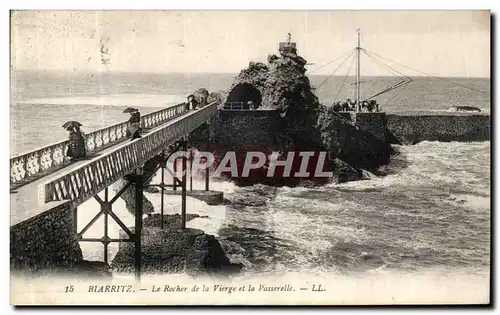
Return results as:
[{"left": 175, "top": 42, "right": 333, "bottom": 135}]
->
[
  {"left": 113, "top": 157, "right": 159, "bottom": 216},
  {"left": 317, "top": 107, "right": 394, "bottom": 173},
  {"left": 205, "top": 45, "right": 393, "bottom": 185},
  {"left": 226, "top": 51, "right": 321, "bottom": 140},
  {"left": 111, "top": 214, "right": 242, "bottom": 275}
]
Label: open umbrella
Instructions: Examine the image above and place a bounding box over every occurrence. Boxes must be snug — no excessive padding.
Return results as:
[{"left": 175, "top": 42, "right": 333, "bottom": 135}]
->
[
  {"left": 62, "top": 121, "right": 82, "bottom": 129},
  {"left": 123, "top": 107, "right": 138, "bottom": 113}
]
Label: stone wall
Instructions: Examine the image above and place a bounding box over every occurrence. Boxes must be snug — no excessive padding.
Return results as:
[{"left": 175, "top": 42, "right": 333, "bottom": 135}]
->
[
  {"left": 386, "top": 113, "right": 491, "bottom": 144},
  {"left": 10, "top": 201, "right": 83, "bottom": 273},
  {"left": 211, "top": 110, "right": 283, "bottom": 151},
  {"left": 354, "top": 112, "right": 388, "bottom": 142},
  {"left": 190, "top": 109, "right": 393, "bottom": 185}
]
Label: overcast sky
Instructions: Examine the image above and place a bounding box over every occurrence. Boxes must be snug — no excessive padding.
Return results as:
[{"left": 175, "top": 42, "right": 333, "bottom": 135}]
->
[{"left": 10, "top": 10, "right": 490, "bottom": 77}]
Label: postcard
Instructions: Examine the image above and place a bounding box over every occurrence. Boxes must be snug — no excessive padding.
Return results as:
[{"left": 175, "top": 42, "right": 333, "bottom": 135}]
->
[{"left": 9, "top": 10, "right": 491, "bottom": 306}]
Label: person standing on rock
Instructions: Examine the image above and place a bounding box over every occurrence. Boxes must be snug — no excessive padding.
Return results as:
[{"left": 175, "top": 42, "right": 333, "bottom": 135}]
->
[{"left": 332, "top": 102, "right": 341, "bottom": 112}]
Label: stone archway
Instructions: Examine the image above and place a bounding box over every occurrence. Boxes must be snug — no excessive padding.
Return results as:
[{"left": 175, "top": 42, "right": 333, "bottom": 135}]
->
[{"left": 226, "top": 83, "right": 262, "bottom": 109}]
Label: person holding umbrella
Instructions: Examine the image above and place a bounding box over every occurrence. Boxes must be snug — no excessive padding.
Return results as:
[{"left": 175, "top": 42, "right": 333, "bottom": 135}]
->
[
  {"left": 186, "top": 94, "right": 198, "bottom": 110},
  {"left": 124, "top": 107, "right": 141, "bottom": 123},
  {"left": 63, "top": 121, "right": 86, "bottom": 161},
  {"left": 124, "top": 107, "right": 142, "bottom": 140}
]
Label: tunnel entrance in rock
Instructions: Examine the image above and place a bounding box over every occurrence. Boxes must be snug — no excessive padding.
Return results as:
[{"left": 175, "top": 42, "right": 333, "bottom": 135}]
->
[{"left": 226, "top": 83, "right": 262, "bottom": 109}]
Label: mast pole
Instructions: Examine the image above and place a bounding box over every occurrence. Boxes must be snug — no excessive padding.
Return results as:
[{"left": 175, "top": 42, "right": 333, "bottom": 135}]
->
[{"left": 356, "top": 28, "right": 361, "bottom": 113}]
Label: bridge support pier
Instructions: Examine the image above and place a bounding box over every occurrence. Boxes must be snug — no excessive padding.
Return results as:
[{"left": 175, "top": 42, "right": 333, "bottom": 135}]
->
[
  {"left": 160, "top": 154, "right": 166, "bottom": 230},
  {"left": 180, "top": 140, "right": 187, "bottom": 229},
  {"left": 133, "top": 167, "right": 143, "bottom": 281},
  {"left": 71, "top": 138, "right": 198, "bottom": 280},
  {"left": 103, "top": 188, "right": 109, "bottom": 264},
  {"left": 76, "top": 181, "right": 139, "bottom": 276},
  {"left": 205, "top": 121, "right": 211, "bottom": 191},
  {"left": 72, "top": 207, "right": 78, "bottom": 233},
  {"left": 189, "top": 156, "right": 193, "bottom": 191}
]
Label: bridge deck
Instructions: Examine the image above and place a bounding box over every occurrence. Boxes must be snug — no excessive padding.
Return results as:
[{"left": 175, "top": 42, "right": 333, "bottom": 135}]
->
[
  {"left": 11, "top": 142, "right": 127, "bottom": 226},
  {"left": 10, "top": 103, "right": 216, "bottom": 227}
]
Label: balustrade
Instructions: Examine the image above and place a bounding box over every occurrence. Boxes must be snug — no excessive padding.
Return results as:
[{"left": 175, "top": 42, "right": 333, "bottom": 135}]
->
[
  {"left": 39, "top": 102, "right": 217, "bottom": 208},
  {"left": 11, "top": 103, "right": 188, "bottom": 189}
]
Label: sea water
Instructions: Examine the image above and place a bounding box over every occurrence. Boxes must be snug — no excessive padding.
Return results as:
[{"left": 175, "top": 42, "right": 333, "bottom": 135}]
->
[{"left": 10, "top": 70, "right": 491, "bottom": 302}]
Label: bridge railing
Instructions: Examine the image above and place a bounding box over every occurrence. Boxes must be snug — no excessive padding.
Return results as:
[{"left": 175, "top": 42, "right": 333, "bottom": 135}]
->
[
  {"left": 10, "top": 103, "right": 188, "bottom": 189},
  {"left": 222, "top": 102, "right": 245, "bottom": 110},
  {"left": 38, "top": 102, "right": 217, "bottom": 208}
]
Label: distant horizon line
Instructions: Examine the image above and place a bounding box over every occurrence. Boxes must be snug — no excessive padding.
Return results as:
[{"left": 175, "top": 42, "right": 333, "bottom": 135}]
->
[{"left": 11, "top": 68, "right": 491, "bottom": 80}]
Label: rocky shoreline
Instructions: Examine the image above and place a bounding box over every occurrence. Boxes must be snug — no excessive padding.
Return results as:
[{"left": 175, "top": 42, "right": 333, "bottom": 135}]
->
[{"left": 111, "top": 214, "right": 243, "bottom": 277}]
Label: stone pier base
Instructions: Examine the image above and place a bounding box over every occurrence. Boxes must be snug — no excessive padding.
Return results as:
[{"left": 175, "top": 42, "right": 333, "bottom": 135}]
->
[
  {"left": 159, "top": 190, "right": 224, "bottom": 205},
  {"left": 111, "top": 218, "right": 242, "bottom": 276}
]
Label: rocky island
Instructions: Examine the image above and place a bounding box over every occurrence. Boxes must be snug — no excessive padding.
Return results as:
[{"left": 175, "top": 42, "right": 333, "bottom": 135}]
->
[{"left": 191, "top": 40, "right": 394, "bottom": 186}]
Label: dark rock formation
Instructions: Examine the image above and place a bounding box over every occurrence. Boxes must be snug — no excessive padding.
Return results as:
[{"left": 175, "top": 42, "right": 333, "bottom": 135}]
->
[
  {"left": 111, "top": 214, "right": 243, "bottom": 275},
  {"left": 333, "top": 158, "right": 363, "bottom": 184},
  {"left": 144, "top": 213, "right": 209, "bottom": 229},
  {"left": 185, "top": 234, "right": 243, "bottom": 276},
  {"left": 148, "top": 189, "right": 225, "bottom": 205},
  {"left": 113, "top": 157, "right": 160, "bottom": 216},
  {"left": 207, "top": 44, "right": 394, "bottom": 185},
  {"left": 227, "top": 50, "right": 321, "bottom": 141},
  {"left": 208, "top": 91, "right": 227, "bottom": 108},
  {"left": 317, "top": 107, "right": 394, "bottom": 172}
]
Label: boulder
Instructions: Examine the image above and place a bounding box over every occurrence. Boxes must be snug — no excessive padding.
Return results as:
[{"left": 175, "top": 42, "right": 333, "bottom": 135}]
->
[
  {"left": 113, "top": 157, "right": 160, "bottom": 216},
  {"left": 185, "top": 234, "right": 243, "bottom": 276},
  {"left": 333, "top": 158, "right": 363, "bottom": 184},
  {"left": 111, "top": 215, "right": 242, "bottom": 275}
]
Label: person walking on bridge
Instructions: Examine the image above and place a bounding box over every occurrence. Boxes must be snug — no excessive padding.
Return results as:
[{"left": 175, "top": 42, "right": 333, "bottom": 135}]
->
[
  {"left": 125, "top": 108, "right": 142, "bottom": 140},
  {"left": 187, "top": 94, "right": 198, "bottom": 110},
  {"left": 66, "top": 126, "right": 87, "bottom": 161}
]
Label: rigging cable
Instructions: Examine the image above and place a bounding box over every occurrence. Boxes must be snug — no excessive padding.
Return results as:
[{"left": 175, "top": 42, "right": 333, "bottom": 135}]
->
[
  {"left": 362, "top": 48, "right": 489, "bottom": 95},
  {"left": 363, "top": 80, "right": 411, "bottom": 102},
  {"left": 316, "top": 49, "right": 356, "bottom": 90},
  {"left": 334, "top": 52, "right": 356, "bottom": 100},
  {"left": 360, "top": 49, "right": 413, "bottom": 101},
  {"left": 308, "top": 48, "right": 355, "bottom": 74},
  {"left": 384, "top": 79, "right": 410, "bottom": 108},
  {"left": 361, "top": 49, "right": 412, "bottom": 81}
]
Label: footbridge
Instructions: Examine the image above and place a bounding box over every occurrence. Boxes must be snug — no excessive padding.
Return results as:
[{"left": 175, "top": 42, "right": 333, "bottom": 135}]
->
[{"left": 10, "top": 101, "right": 219, "bottom": 279}]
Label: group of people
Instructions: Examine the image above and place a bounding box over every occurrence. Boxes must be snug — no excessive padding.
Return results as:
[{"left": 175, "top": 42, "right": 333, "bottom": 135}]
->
[
  {"left": 185, "top": 94, "right": 210, "bottom": 111},
  {"left": 65, "top": 108, "right": 143, "bottom": 162},
  {"left": 331, "top": 99, "right": 381, "bottom": 113}
]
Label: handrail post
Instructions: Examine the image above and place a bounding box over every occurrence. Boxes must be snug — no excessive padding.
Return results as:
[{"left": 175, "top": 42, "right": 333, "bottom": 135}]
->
[{"left": 10, "top": 103, "right": 188, "bottom": 190}]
